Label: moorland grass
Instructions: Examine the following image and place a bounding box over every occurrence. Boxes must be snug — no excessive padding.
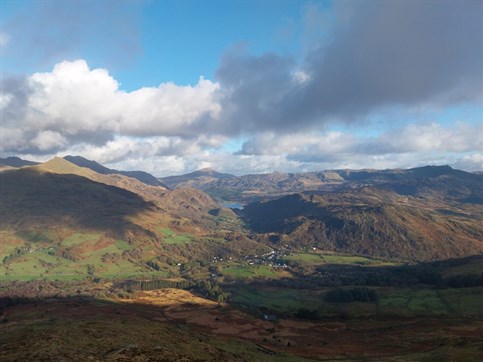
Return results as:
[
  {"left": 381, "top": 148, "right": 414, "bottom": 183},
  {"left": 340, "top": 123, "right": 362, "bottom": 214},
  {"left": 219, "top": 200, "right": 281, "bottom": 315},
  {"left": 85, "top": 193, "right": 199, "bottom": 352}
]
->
[
  {"left": 114, "top": 239, "right": 135, "bottom": 251},
  {"left": 159, "top": 228, "right": 194, "bottom": 244}
]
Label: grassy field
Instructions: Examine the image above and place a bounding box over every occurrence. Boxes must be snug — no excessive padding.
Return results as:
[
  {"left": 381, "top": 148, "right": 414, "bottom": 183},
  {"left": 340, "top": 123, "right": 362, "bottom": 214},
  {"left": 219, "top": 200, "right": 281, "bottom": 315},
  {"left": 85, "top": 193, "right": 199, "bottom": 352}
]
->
[
  {"left": 227, "top": 285, "right": 378, "bottom": 317},
  {"left": 437, "top": 287, "right": 483, "bottom": 314},
  {"left": 227, "top": 284, "right": 483, "bottom": 318},
  {"left": 282, "top": 252, "right": 399, "bottom": 267},
  {"left": 114, "top": 239, "right": 135, "bottom": 251},
  {"left": 61, "top": 233, "right": 101, "bottom": 247},
  {"left": 16, "top": 229, "right": 55, "bottom": 244},
  {"left": 227, "top": 285, "right": 322, "bottom": 312},
  {"left": 0, "top": 233, "right": 164, "bottom": 281},
  {"left": 222, "top": 264, "right": 279, "bottom": 279},
  {"left": 378, "top": 288, "right": 450, "bottom": 315},
  {"left": 159, "top": 228, "right": 194, "bottom": 244}
]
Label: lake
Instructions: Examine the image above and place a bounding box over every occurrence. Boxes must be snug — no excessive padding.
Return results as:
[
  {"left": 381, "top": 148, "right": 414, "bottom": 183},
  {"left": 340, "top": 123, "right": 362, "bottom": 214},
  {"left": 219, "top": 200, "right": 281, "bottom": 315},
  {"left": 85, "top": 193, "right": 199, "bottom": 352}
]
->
[{"left": 222, "top": 202, "right": 244, "bottom": 210}]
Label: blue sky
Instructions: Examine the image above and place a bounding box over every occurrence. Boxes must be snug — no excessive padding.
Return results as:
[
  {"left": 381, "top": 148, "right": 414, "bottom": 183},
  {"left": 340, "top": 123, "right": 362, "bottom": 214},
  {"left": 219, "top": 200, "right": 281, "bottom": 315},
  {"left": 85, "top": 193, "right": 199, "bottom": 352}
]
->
[
  {"left": 2, "top": 1, "right": 316, "bottom": 87},
  {"left": 1, "top": 0, "right": 482, "bottom": 175},
  {"left": 128, "top": 1, "right": 310, "bottom": 89}
]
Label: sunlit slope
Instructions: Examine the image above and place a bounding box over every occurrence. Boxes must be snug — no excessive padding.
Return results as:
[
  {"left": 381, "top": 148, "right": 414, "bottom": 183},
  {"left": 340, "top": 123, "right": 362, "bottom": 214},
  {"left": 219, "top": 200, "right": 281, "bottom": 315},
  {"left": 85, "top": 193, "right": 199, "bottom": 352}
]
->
[{"left": 242, "top": 190, "right": 483, "bottom": 261}]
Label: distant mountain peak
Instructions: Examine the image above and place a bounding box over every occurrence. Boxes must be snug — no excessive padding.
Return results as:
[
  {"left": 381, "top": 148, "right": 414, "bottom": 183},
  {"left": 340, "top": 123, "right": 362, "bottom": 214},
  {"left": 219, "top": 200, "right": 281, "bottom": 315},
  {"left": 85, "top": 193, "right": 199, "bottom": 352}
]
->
[
  {"left": 34, "top": 157, "right": 94, "bottom": 176},
  {"left": 183, "top": 168, "right": 235, "bottom": 178},
  {"left": 159, "top": 167, "right": 235, "bottom": 189},
  {"left": 409, "top": 164, "right": 456, "bottom": 178},
  {"left": 195, "top": 167, "right": 232, "bottom": 176},
  {"left": 199, "top": 167, "right": 218, "bottom": 173},
  {"left": 63, "top": 155, "right": 168, "bottom": 188},
  {"left": 0, "top": 156, "right": 39, "bottom": 168},
  {"left": 63, "top": 155, "right": 111, "bottom": 174}
]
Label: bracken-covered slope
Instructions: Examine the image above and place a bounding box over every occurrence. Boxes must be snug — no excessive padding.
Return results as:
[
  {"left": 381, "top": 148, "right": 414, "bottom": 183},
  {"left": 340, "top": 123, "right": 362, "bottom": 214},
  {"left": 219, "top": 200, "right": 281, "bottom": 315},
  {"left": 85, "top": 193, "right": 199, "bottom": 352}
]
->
[{"left": 241, "top": 188, "right": 483, "bottom": 261}]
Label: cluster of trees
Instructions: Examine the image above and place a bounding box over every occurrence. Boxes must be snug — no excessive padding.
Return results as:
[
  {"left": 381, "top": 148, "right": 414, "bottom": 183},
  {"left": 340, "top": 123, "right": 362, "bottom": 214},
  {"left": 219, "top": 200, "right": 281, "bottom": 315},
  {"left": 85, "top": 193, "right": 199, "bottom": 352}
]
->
[
  {"left": 314, "top": 265, "right": 445, "bottom": 288},
  {"left": 2, "top": 247, "right": 29, "bottom": 264},
  {"left": 195, "top": 280, "right": 230, "bottom": 303},
  {"left": 146, "top": 260, "right": 161, "bottom": 271},
  {"left": 324, "top": 287, "right": 378, "bottom": 303},
  {"left": 295, "top": 308, "right": 320, "bottom": 320}
]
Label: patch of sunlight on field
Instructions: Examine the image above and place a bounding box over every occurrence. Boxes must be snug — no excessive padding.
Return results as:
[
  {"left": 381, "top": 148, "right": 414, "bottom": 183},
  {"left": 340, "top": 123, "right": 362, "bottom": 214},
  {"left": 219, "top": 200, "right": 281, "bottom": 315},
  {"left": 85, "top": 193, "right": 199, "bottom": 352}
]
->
[
  {"left": 223, "top": 265, "right": 278, "bottom": 279},
  {"left": 80, "top": 244, "right": 119, "bottom": 265},
  {"left": 114, "top": 239, "right": 135, "bottom": 251},
  {"left": 6, "top": 255, "right": 47, "bottom": 276},
  {"left": 158, "top": 228, "right": 194, "bottom": 244}
]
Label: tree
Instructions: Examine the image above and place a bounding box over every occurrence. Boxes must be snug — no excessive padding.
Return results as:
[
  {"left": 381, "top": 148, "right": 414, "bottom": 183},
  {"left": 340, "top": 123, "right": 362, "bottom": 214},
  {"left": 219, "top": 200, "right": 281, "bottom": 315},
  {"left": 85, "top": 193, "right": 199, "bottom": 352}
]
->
[{"left": 86, "top": 264, "right": 95, "bottom": 277}]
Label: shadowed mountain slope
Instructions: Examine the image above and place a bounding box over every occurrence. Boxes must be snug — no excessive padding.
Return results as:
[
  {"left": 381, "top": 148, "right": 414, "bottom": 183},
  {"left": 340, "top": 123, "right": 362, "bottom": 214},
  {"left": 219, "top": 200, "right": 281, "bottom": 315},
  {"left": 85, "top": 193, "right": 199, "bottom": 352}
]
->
[
  {"left": 30, "top": 158, "right": 224, "bottom": 229},
  {"left": 0, "top": 156, "right": 39, "bottom": 168},
  {"left": 64, "top": 155, "right": 169, "bottom": 188},
  {"left": 0, "top": 167, "right": 156, "bottom": 239}
]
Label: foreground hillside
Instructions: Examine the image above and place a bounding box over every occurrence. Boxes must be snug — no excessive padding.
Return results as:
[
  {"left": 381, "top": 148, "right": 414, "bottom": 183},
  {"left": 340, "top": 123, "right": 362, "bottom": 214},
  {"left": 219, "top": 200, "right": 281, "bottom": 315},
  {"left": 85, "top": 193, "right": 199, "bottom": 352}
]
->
[{"left": 1, "top": 254, "right": 482, "bottom": 361}]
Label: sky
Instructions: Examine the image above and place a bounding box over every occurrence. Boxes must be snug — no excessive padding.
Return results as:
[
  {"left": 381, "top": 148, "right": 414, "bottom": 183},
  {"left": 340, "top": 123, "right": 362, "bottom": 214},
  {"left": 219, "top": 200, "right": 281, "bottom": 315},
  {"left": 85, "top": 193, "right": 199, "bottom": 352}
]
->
[{"left": 0, "top": 0, "right": 482, "bottom": 176}]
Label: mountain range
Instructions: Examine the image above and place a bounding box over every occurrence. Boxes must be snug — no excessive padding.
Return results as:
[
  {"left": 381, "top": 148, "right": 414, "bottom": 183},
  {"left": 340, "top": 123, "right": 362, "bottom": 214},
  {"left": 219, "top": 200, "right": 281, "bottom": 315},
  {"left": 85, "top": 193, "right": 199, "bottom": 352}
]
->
[
  {"left": 160, "top": 164, "right": 483, "bottom": 204},
  {"left": 0, "top": 156, "right": 482, "bottom": 278}
]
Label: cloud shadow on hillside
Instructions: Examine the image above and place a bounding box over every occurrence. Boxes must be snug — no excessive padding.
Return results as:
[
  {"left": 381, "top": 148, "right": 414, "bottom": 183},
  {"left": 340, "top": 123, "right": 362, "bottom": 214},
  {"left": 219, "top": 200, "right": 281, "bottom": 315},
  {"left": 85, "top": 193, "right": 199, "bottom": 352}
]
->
[{"left": 0, "top": 168, "right": 157, "bottom": 239}]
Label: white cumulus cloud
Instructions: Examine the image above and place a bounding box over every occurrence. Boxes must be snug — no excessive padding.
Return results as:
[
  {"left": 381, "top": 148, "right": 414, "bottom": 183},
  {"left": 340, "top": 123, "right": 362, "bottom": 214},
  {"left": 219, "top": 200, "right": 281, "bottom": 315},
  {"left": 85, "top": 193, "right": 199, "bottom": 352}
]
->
[
  {"left": 1, "top": 59, "right": 221, "bottom": 154},
  {"left": 1, "top": 58, "right": 482, "bottom": 174}
]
